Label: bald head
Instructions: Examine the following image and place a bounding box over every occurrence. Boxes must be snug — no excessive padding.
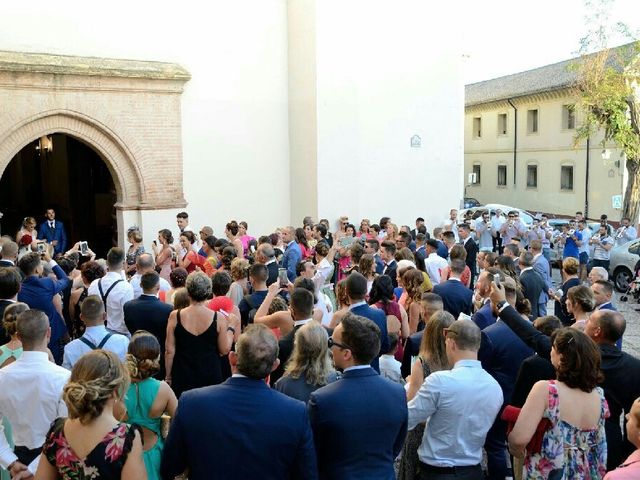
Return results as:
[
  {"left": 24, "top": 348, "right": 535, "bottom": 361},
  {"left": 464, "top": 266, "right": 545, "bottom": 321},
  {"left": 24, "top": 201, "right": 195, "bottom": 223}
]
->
[
  {"left": 589, "top": 309, "right": 626, "bottom": 344},
  {"left": 136, "top": 253, "right": 155, "bottom": 273}
]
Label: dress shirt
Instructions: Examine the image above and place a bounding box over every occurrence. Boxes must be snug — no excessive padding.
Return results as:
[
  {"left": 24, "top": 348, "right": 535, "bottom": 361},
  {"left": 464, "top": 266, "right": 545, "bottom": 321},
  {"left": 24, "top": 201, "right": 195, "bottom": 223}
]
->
[
  {"left": 604, "top": 449, "right": 640, "bottom": 479},
  {"left": 614, "top": 226, "right": 637, "bottom": 247},
  {"left": 0, "top": 351, "right": 70, "bottom": 473},
  {"left": 293, "top": 318, "right": 313, "bottom": 327},
  {"left": 348, "top": 300, "right": 368, "bottom": 310},
  {"left": 62, "top": 325, "right": 130, "bottom": 370},
  {"left": 379, "top": 354, "right": 404, "bottom": 384},
  {"left": 425, "top": 252, "right": 448, "bottom": 284},
  {"left": 129, "top": 273, "right": 171, "bottom": 299},
  {"left": 474, "top": 218, "right": 494, "bottom": 251},
  {"left": 520, "top": 266, "right": 533, "bottom": 274},
  {"left": 408, "top": 359, "right": 503, "bottom": 467},
  {"left": 88, "top": 271, "right": 134, "bottom": 335},
  {"left": 48, "top": 221, "right": 55, "bottom": 229},
  {"left": 343, "top": 365, "right": 371, "bottom": 372},
  {"left": 579, "top": 227, "right": 593, "bottom": 254}
]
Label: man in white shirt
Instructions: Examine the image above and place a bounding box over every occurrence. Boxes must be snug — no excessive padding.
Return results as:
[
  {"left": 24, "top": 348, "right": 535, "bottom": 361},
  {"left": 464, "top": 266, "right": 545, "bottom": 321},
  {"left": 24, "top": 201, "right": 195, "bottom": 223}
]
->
[
  {"left": 577, "top": 220, "right": 593, "bottom": 281},
  {"left": 129, "top": 253, "right": 170, "bottom": 298},
  {"left": 442, "top": 209, "right": 459, "bottom": 242},
  {"left": 614, "top": 216, "right": 637, "bottom": 247},
  {"left": 407, "top": 319, "right": 503, "bottom": 478},
  {"left": 491, "top": 209, "right": 506, "bottom": 254},
  {"left": 62, "top": 295, "right": 129, "bottom": 370},
  {"left": 0, "top": 310, "right": 70, "bottom": 478},
  {"left": 424, "top": 239, "right": 448, "bottom": 285},
  {"left": 88, "top": 247, "right": 133, "bottom": 336},
  {"left": 474, "top": 211, "right": 494, "bottom": 253}
]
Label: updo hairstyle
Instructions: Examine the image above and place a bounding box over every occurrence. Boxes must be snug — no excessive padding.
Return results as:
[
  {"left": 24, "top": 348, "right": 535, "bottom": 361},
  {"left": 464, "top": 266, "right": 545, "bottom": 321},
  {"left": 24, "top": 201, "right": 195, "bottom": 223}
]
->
[
  {"left": 2, "top": 302, "right": 29, "bottom": 337},
  {"left": 125, "top": 331, "right": 161, "bottom": 380}
]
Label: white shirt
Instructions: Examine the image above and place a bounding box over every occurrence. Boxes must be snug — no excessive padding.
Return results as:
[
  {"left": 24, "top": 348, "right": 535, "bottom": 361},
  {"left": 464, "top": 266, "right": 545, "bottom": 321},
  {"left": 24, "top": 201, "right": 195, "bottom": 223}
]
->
[
  {"left": 62, "top": 325, "right": 130, "bottom": 370},
  {"left": 293, "top": 318, "right": 313, "bottom": 327},
  {"left": 442, "top": 218, "right": 459, "bottom": 242},
  {"left": 379, "top": 354, "right": 404, "bottom": 385},
  {"left": 129, "top": 273, "right": 171, "bottom": 299},
  {"left": 0, "top": 351, "right": 70, "bottom": 473},
  {"left": 88, "top": 271, "right": 134, "bottom": 335},
  {"left": 425, "top": 252, "right": 448, "bottom": 285}
]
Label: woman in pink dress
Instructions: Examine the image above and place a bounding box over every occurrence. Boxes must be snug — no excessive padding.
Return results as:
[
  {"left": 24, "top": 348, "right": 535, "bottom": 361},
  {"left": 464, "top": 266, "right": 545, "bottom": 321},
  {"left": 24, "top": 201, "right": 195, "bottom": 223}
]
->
[{"left": 152, "top": 229, "right": 174, "bottom": 282}]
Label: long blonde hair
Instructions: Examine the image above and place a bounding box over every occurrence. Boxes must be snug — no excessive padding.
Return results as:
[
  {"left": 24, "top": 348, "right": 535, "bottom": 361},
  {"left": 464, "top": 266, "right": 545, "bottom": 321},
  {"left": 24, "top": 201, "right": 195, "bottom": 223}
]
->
[
  {"left": 284, "top": 322, "right": 334, "bottom": 386},
  {"left": 418, "top": 310, "right": 454, "bottom": 372}
]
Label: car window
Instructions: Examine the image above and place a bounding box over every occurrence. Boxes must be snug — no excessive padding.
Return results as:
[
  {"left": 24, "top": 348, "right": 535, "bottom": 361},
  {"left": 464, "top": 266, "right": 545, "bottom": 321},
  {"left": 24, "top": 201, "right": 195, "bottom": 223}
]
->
[{"left": 628, "top": 241, "right": 640, "bottom": 255}]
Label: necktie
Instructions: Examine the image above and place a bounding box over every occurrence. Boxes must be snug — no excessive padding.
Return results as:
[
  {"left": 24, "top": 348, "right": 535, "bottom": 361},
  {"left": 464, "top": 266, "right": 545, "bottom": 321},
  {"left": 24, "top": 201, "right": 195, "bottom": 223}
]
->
[{"left": 49, "top": 221, "right": 55, "bottom": 229}]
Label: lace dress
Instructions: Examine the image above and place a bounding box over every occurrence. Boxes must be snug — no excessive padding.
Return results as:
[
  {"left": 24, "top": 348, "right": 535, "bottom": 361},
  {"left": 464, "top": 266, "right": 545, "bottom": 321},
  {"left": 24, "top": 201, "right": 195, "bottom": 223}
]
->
[
  {"left": 523, "top": 380, "right": 609, "bottom": 480},
  {"left": 42, "top": 418, "right": 137, "bottom": 479}
]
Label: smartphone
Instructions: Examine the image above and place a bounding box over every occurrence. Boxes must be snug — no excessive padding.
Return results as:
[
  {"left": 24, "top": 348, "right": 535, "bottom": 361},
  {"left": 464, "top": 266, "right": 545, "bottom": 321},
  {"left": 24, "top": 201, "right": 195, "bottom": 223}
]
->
[
  {"left": 79, "top": 241, "right": 88, "bottom": 255},
  {"left": 493, "top": 275, "right": 501, "bottom": 288},
  {"left": 37, "top": 243, "right": 46, "bottom": 254},
  {"left": 153, "top": 240, "right": 158, "bottom": 246},
  {"left": 278, "top": 268, "right": 289, "bottom": 287},
  {"left": 171, "top": 251, "right": 177, "bottom": 261}
]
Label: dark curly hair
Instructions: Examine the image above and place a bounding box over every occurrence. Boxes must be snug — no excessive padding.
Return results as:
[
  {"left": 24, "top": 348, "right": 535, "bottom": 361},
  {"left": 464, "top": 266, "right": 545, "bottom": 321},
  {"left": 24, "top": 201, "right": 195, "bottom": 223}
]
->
[
  {"left": 169, "top": 267, "right": 188, "bottom": 288},
  {"left": 80, "top": 261, "right": 106, "bottom": 285},
  {"left": 551, "top": 328, "right": 603, "bottom": 392}
]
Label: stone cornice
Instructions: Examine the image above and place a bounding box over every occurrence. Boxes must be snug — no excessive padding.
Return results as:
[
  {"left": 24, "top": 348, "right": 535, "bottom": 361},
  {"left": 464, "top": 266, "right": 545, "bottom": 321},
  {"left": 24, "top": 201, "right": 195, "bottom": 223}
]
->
[
  {"left": 465, "top": 87, "right": 575, "bottom": 113},
  {"left": 0, "top": 50, "right": 191, "bottom": 81}
]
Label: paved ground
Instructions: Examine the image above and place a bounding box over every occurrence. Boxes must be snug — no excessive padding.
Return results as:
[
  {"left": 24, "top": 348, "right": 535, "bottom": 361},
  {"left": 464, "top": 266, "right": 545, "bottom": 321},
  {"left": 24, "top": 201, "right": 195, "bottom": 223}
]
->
[{"left": 549, "top": 269, "right": 640, "bottom": 358}]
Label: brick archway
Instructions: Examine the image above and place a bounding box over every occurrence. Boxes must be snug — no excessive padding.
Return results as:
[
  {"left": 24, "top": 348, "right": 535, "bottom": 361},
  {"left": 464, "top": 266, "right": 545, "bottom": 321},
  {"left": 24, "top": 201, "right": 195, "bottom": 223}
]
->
[{"left": 0, "top": 110, "right": 143, "bottom": 208}]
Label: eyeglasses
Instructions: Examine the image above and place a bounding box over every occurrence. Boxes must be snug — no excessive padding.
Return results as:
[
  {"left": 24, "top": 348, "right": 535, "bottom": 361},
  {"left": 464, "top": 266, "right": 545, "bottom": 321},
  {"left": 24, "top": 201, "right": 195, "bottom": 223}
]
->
[{"left": 328, "top": 337, "right": 351, "bottom": 350}]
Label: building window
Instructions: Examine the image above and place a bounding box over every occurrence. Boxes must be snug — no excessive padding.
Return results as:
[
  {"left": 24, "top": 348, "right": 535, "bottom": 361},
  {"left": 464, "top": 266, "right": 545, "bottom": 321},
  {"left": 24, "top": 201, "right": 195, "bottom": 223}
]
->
[
  {"left": 527, "top": 165, "right": 538, "bottom": 188},
  {"left": 527, "top": 109, "right": 539, "bottom": 133},
  {"left": 561, "top": 165, "right": 574, "bottom": 191},
  {"left": 472, "top": 164, "right": 481, "bottom": 184},
  {"left": 473, "top": 117, "right": 482, "bottom": 138},
  {"left": 497, "top": 113, "right": 507, "bottom": 135},
  {"left": 562, "top": 104, "right": 575, "bottom": 130},
  {"left": 497, "top": 165, "right": 507, "bottom": 186}
]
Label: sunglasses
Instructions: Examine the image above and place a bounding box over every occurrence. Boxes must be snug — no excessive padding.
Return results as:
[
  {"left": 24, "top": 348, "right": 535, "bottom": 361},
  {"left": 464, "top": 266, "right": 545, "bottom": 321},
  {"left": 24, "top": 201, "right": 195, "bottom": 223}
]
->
[{"left": 328, "top": 337, "right": 351, "bottom": 350}]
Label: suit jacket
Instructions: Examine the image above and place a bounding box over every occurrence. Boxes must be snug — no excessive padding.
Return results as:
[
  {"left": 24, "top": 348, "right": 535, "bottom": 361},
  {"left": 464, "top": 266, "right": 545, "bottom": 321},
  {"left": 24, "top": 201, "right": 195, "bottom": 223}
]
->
[
  {"left": 350, "top": 303, "right": 390, "bottom": 372},
  {"left": 282, "top": 242, "right": 302, "bottom": 282},
  {"left": 478, "top": 320, "right": 534, "bottom": 405},
  {"left": 432, "top": 279, "right": 473, "bottom": 320},
  {"left": 123, "top": 294, "right": 173, "bottom": 379},
  {"left": 533, "top": 254, "right": 551, "bottom": 305},
  {"left": 0, "top": 260, "right": 15, "bottom": 268},
  {"left": 382, "top": 260, "right": 398, "bottom": 288},
  {"left": 265, "top": 261, "right": 279, "bottom": 286},
  {"left": 498, "top": 304, "right": 640, "bottom": 470},
  {"left": 374, "top": 254, "right": 384, "bottom": 275},
  {"left": 309, "top": 367, "right": 407, "bottom": 480},
  {"left": 510, "top": 354, "right": 556, "bottom": 408},
  {"left": 161, "top": 376, "right": 318, "bottom": 480},
  {"left": 38, "top": 220, "right": 68, "bottom": 255},
  {"left": 462, "top": 237, "right": 478, "bottom": 281},
  {"left": 401, "top": 330, "right": 423, "bottom": 378},
  {"left": 520, "top": 269, "right": 546, "bottom": 319},
  {"left": 436, "top": 240, "right": 448, "bottom": 259},
  {"left": 472, "top": 300, "right": 496, "bottom": 330}
]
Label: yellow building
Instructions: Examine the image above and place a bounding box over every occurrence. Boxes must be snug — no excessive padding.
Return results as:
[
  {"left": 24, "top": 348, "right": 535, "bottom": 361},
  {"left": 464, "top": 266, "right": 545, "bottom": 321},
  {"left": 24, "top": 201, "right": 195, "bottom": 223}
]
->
[{"left": 464, "top": 52, "right": 626, "bottom": 220}]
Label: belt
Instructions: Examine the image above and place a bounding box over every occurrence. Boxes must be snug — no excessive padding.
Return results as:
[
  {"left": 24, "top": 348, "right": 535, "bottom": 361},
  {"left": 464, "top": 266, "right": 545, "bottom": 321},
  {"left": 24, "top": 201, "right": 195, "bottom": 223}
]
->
[
  {"left": 14, "top": 445, "right": 42, "bottom": 466},
  {"left": 419, "top": 461, "right": 481, "bottom": 474}
]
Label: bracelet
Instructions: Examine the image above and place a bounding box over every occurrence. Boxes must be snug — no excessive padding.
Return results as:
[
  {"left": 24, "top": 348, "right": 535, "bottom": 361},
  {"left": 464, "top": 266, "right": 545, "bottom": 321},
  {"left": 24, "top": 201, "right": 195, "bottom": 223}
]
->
[{"left": 227, "top": 326, "right": 236, "bottom": 334}]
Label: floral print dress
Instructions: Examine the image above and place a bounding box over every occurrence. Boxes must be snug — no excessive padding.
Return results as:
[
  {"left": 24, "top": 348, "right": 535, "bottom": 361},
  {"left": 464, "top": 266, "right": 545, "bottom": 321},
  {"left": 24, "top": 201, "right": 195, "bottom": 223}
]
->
[
  {"left": 43, "top": 418, "right": 137, "bottom": 479},
  {"left": 524, "top": 380, "right": 609, "bottom": 480}
]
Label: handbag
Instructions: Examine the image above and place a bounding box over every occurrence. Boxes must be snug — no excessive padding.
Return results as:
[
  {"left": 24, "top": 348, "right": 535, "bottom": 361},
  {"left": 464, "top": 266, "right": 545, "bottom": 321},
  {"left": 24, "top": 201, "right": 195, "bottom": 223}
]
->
[{"left": 501, "top": 405, "right": 552, "bottom": 454}]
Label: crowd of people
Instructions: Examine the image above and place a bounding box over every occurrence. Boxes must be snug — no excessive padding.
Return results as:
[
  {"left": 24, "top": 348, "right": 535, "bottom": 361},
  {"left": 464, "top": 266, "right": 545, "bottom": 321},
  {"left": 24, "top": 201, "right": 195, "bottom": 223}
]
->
[{"left": 0, "top": 207, "right": 639, "bottom": 479}]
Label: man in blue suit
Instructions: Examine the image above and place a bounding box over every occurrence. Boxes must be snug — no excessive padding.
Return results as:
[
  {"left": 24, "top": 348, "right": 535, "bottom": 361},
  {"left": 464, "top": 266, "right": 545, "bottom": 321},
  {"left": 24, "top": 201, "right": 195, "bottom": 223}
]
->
[
  {"left": 17, "top": 251, "right": 70, "bottom": 363},
  {"left": 37, "top": 208, "right": 67, "bottom": 256},
  {"left": 345, "top": 272, "right": 389, "bottom": 372},
  {"left": 531, "top": 240, "right": 551, "bottom": 316},
  {"left": 309, "top": 313, "right": 407, "bottom": 480},
  {"left": 364, "top": 238, "right": 384, "bottom": 274},
  {"left": 281, "top": 226, "right": 302, "bottom": 282},
  {"left": 433, "top": 259, "right": 473, "bottom": 319},
  {"left": 161, "top": 324, "right": 317, "bottom": 480}
]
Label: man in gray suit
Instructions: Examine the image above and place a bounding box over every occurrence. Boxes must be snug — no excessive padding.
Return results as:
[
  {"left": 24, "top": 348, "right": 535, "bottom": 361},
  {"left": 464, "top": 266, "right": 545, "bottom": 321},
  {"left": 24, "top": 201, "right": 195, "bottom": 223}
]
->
[{"left": 530, "top": 240, "right": 551, "bottom": 316}]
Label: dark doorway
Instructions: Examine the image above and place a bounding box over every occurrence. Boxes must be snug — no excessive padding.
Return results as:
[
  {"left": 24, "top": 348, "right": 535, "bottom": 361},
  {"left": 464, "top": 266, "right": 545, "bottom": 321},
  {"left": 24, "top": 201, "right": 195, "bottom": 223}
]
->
[{"left": 0, "top": 134, "right": 118, "bottom": 257}]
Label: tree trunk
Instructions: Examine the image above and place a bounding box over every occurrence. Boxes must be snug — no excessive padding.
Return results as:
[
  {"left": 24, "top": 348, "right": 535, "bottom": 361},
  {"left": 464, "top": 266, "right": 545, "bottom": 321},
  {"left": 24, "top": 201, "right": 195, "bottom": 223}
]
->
[{"left": 623, "top": 158, "right": 640, "bottom": 222}]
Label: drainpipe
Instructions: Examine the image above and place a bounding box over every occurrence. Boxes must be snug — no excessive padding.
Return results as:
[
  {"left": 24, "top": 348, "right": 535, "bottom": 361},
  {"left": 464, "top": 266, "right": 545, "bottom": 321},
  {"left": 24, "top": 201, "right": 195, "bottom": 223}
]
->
[
  {"left": 507, "top": 99, "right": 517, "bottom": 185},
  {"left": 585, "top": 136, "right": 590, "bottom": 219}
]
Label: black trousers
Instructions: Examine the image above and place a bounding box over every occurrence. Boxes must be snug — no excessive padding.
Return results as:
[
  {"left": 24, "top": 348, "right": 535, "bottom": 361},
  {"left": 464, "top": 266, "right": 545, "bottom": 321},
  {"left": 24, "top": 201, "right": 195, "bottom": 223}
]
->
[{"left": 418, "top": 462, "right": 483, "bottom": 480}]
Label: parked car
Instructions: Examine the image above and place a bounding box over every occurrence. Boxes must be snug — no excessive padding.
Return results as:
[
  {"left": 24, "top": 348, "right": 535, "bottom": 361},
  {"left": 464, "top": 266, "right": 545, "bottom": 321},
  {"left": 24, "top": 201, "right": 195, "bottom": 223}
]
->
[
  {"left": 463, "top": 197, "right": 481, "bottom": 209},
  {"left": 609, "top": 238, "right": 640, "bottom": 292}
]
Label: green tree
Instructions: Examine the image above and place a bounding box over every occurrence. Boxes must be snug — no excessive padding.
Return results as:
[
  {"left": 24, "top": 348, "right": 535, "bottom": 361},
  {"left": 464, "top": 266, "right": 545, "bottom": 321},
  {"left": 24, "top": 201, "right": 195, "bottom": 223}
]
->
[{"left": 572, "top": 0, "right": 640, "bottom": 220}]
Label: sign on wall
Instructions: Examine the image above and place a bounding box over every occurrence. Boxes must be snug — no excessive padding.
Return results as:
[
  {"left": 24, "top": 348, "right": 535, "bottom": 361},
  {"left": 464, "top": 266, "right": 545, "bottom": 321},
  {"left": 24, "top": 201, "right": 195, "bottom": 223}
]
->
[{"left": 612, "top": 195, "right": 623, "bottom": 209}]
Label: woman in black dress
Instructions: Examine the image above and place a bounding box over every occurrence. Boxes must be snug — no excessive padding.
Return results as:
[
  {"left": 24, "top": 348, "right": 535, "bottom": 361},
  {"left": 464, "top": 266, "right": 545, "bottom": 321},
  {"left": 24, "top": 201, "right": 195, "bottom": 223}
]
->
[{"left": 165, "top": 272, "right": 240, "bottom": 398}]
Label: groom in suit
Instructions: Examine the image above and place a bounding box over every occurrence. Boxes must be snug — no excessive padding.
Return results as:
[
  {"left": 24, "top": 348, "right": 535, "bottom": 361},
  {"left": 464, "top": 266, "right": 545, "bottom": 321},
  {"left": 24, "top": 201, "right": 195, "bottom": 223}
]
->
[
  {"left": 37, "top": 208, "right": 67, "bottom": 256},
  {"left": 161, "top": 324, "right": 318, "bottom": 480},
  {"left": 433, "top": 259, "right": 473, "bottom": 319}
]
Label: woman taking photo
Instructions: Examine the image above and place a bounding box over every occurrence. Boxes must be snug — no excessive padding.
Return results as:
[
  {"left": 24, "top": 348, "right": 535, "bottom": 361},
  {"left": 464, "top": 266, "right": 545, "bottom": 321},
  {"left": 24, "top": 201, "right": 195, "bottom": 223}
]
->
[
  {"left": 176, "top": 231, "right": 204, "bottom": 274},
  {"left": 508, "top": 328, "right": 608, "bottom": 479},
  {"left": 565, "top": 285, "right": 595, "bottom": 331},
  {"left": 274, "top": 322, "right": 338, "bottom": 402},
  {"left": 152, "top": 229, "right": 174, "bottom": 282},
  {"left": 117, "top": 332, "right": 178, "bottom": 480},
  {"left": 165, "top": 272, "right": 240, "bottom": 398},
  {"left": 550, "top": 257, "right": 581, "bottom": 327},
  {"left": 36, "top": 350, "right": 146, "bottom": 479},
  {"left": 225, "top": 221, "right": 245, "bottom": 259}
]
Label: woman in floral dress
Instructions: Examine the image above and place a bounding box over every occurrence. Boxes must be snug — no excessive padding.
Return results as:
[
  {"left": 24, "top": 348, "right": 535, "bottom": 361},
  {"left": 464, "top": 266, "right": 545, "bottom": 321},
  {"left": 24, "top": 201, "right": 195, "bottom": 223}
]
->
[
  {"left": 508, "top": 328, "right": 609, "bottom": 479},
  {"left": 36, "top": 350, "right": 146, "bottom": 479}
]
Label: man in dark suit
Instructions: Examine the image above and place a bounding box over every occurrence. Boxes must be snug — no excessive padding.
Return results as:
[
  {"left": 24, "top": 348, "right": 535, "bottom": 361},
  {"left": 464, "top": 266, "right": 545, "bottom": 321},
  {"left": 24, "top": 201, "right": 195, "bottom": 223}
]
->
[
  {"left": 433, "top": 259, "right": 473, "bottom": 319},
  {"left": 256, "top": 243, "right": 279, "bottom": 286},
  {"left": 309, "top": 314, "right": 407, "bottom": 479},
  {"left": 124, "top": 272, "right": 173, "bottom": 379},
  {"left": 270, "top": 287, "right": 315, "bottom": 385},
  {"left": 410, "top": 217, "right": 425, "bottom": 241},
  {"left": 380, "top": 240, "right": 398, "bottom": 287},
  {"left": 281, "top": 226, "right": 302, "bottom": 282},
  {"left": 519, "top": 251, "right": 546, "bottom": 319},
  {"left": 478, "top": 277, "right": 533, "bottom": 480},
  {"left": 592, "top": 280, "right": 616, "bottom": 312},
  {"left": 531, "top": 240, "right": 551, "bottom": 316},
  {"left": 0, "top": 241, "right": 18, "bottom": 268},
  {"left": 490, "top": 284, "right": 640, "bottom": 470},
  {"left": 414, "top": 233, "right": 427, "bottom": 264},
  {"left": 37, "top": 208, "right": 67, "bottom": 256},
  {"left": 401, "top": 293, "right": 443, "bottom": 377},
  {"left": 459, "top": 223, "right": 478, "bottom": 289},
  {"left": 346, "top": 272, "right": 389, "bottom": 372},
  {"left": 364, "top": 239, "right": 384, "bottom": 274},
  {"left": 0, "top": 267, "right": 21, "bottom": 344},
  {"left": 18, "top": 251, "right": 70, "bottom": 364},
  {"left": 162, "top": 324, "right": 317, "bottom": 480},
  {"left": 471, "top": 270, "right": 497, "bottom": 330}
]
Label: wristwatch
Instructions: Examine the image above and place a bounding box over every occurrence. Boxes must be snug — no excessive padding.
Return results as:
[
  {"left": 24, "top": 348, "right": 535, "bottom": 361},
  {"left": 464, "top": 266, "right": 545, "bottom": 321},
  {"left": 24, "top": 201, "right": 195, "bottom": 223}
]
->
[{"left": 496, "top": 300, "right": 508, "bottom": 311}]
